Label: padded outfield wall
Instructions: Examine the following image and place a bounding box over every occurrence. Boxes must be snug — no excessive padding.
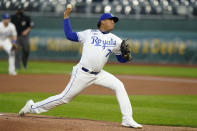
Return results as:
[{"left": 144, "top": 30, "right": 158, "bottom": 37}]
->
[{"left": 0, "top": 15, "right": 197, "bottom": 64}]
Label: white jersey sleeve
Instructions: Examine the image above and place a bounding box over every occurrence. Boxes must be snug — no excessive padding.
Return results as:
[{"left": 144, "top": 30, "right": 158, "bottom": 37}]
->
[
  {"left": 111, "top": 35, "right": 122, "bottom": 55},
  {"left": 77, "top": 29, "right": 91, "bottom": 43}
]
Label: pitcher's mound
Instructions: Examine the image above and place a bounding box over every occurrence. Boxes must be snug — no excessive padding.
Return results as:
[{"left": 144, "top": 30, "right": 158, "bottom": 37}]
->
[{"left": 0, "top": 113, "right": 196, "bottom": 131}]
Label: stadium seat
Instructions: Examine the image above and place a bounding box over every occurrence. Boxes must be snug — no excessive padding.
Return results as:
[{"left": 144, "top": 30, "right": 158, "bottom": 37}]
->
[{"left": 0, "top": 0, "right": 196, "bottom": 16}]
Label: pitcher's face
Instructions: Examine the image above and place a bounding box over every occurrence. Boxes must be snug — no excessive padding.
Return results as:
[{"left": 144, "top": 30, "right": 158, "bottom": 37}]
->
[{"left": 101, "top": 19, "right": 115, "bottom": 31}]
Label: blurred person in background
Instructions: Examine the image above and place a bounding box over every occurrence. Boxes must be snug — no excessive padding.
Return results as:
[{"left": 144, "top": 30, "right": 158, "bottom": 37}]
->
[
  {"left": 0, "top": 13, "right": 17, "bottom": 75},
  {"left": 11, "top": 7, "right": 34, "bottom": 70}
]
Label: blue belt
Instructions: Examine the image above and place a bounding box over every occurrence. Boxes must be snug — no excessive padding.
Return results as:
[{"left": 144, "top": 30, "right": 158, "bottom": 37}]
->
[{"left": 81, "top": 67, "right": 99, "bottom": 75}]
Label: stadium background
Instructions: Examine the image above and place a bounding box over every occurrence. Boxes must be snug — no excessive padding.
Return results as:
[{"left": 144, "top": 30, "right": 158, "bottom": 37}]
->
[
  {"left": 0, "top": 0, "right": 197, "bottom": 64},
  {"left": 1, "top": 0, "right": 197, "bottom": 130}
]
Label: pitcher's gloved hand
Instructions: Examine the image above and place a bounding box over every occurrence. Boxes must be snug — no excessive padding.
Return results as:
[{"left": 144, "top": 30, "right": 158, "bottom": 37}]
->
[{"left": 120, "top": 39, "right": 132, "bottom": 62}]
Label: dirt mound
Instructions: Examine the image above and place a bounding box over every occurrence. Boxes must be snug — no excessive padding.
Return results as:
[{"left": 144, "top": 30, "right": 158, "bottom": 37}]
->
[{"left": 0, "top": 113, "right": 196, "bottom": 131}]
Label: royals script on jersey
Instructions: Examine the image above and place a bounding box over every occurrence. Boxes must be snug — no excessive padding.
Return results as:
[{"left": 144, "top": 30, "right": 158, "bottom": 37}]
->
[
  {"left": 0, "top": 22, "right": 17, "bottom": 41},
  {"left": 77, "top": 29, "right": 122, "bottom": 72}
]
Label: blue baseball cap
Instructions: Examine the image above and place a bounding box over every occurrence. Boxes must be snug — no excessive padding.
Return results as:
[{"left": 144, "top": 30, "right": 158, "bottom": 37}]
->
[
  {"left": 99, "top": 13, "right": 119, "bottom": 23},
  {"left": 2, "top": 13, "right": 10, "bottom": 19}
]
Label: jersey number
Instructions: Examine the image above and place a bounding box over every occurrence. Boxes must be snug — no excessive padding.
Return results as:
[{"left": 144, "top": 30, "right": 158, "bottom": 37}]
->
[{"left": 105, "top": 49, "right": 112, "bottom": 57}]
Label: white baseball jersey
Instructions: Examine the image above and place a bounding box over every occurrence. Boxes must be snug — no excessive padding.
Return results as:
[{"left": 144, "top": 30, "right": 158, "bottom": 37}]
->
[
  {"left": 0, "top": 22, "right": 17, "bottom": 41},
  {"left": 0, "top": 21, "right": 17, "bottom": 75},
  {"left": 77, "top": 29, "right": 122, "bottom": 72}
]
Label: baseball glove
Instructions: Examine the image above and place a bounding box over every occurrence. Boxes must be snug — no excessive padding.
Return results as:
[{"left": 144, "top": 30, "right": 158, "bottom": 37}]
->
[
  {"left": 120, "top": 39, "right": 132, "bottom": 62},
  {"left": 11, "top": 44, "right": 17, "bottom": 51}
]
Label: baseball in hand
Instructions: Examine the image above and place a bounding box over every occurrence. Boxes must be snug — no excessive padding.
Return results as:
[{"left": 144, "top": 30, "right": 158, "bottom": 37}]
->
[{"left": 67, "top": 4, "right": 73, "bottom": 9}]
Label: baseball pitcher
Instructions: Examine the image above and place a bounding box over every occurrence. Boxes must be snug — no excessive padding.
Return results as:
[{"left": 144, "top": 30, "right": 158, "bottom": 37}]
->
[{"left": 19, "top": 5, "right": 142, "bottom": 128}]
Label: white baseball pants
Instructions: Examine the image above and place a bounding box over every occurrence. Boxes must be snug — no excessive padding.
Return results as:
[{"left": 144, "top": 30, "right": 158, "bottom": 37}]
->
[
  {"left": 31, "top": 64, "right": 133, "bottom": 121},
  {"left": 0, "top": 39, "right": 16, "bottom": 74}
]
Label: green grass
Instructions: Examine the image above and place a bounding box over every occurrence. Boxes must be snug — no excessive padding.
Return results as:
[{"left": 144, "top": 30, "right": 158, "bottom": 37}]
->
[
  {"left": 104, "top": 65, "right": 197, "bottom": 78},
  {"left": 0, "top": 60, "right": 75, "bottom": 74},
  {"left": 0, "top": 93, "right": 197, "bottom": 127},
  {"left": 0, "top": 60, "right": 197, "bottom": 77}
]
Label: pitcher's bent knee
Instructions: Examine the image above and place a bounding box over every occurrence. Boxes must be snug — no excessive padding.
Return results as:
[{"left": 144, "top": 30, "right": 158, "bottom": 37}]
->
[
  {"left": 117, "top": 80, "right": 125, "bottom": 87},
  {"left": 113, "top": 80, "right": 125, "bottom": 91}
]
